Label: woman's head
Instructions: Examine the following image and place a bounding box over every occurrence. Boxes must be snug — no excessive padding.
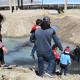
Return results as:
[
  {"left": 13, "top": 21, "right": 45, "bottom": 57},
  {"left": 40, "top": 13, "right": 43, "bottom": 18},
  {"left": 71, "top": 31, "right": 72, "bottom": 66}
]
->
[{"left": 0, "top": 14, "right": 4, "bottom": 23}]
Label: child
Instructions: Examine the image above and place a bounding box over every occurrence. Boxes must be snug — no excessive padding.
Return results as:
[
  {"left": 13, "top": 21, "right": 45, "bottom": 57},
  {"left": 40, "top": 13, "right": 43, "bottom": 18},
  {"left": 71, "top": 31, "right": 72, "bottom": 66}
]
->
[
  {"left": 30, "top": 19, "right": 42, "bottom": 33},
  {"left": 52, "top": 44, "right": 60, "bottom": 64},
  {"left": 52, "top": 44, "right": 60, "bottom": 73},
  {"left": 0, "top": 14, "right": 8, "bottom": 66},
  {"left": 60, "top": 46, "right": 71, "bottom": 75},
  {"left": 30, "top": 19, "right": 42, "bottom": 59}
]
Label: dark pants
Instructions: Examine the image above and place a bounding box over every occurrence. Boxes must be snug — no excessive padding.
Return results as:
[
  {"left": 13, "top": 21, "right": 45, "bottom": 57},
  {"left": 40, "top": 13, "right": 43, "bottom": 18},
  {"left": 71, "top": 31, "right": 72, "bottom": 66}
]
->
[
  {"left": 60, "top": 63, "right": 68, "bottom": 75},
  {"left": 0, "top": 48, "right": 4, "bottom": 64},
  {"left": 37, "top": 51, "right": 56, "bottom": 76}
]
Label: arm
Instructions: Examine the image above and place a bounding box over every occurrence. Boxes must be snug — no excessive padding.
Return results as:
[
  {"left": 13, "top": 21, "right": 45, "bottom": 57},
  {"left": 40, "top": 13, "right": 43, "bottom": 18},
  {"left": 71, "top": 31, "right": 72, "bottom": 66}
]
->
[
  {"left": 68, "top": 56, "right": 71, "bottom": 65},
  {"left": 0, "top": 41, "right": 8, "bottom": 54},
  {"left": 31, "top": 44, "right": 36, "bottom": 59},
  {"left": 52, "top": 31, "right": 63, "bottom": 51},
  {"left": 30, "top": 32, "right": 35, "bottom": 43}
]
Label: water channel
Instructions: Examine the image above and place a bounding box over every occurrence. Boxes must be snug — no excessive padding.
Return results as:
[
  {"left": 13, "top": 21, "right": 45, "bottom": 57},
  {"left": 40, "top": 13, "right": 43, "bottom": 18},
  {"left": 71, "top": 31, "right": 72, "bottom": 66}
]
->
[{"left": 3, "top": 37, "right": 80, "bottom": 74}]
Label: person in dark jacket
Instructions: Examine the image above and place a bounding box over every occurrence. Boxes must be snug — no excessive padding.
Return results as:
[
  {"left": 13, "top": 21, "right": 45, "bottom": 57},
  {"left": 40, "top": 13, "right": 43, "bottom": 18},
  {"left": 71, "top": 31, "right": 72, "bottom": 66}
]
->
[
  {"left": 73, "top": 45, "right": 80, "bottom": 62},
  {"left": 30, "top": 16, "right": 63, "bottom": 77}
]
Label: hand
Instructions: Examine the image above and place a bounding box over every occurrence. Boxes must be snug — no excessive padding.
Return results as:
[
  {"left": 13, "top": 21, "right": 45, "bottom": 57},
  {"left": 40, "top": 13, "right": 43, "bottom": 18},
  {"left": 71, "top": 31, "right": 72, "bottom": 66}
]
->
[
  {"left": 2, "top": 46, "right": 8, "bottom": 54},
  {"left": 30, "top": 53, "right": 35, "bottom": 60}
]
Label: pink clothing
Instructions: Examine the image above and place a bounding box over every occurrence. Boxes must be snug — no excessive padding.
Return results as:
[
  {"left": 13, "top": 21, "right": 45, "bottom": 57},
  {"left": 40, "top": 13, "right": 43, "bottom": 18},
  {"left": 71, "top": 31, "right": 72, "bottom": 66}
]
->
[
  {"left": 32, "top": 25, "right": 41, "bottom": 31},
  {"left": 0, "top": 41, "right": 8, "bottom": 54},
  {"left": 64, "top": 47, "right": 70, "bottom": 54},
  {"left": 0, "top": 41, "right": 4, "bottom": 48}
]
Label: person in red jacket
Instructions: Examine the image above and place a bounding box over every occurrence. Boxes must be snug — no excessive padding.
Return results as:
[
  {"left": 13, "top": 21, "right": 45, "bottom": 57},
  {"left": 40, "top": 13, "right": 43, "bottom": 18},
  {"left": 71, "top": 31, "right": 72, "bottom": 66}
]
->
[
  {"left": 30, "top": 19, "right": 42, "bottom": 59},
  {"left": 52, "top": 44, "right": 60, "bottom": 74},
  {"left": 30, "top": 19, "right": 42, "bottom": 33},
  {"left": 52, "top": 44, "right": 60, "bottom": 64}
]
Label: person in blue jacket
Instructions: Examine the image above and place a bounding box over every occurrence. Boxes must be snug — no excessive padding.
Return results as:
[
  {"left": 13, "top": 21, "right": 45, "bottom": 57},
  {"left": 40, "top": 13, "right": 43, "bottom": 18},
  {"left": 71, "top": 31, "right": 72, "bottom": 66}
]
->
[
  {"left": 30, "top": 16, "right": 63, "bottom": 77},
  {"left": 60, "top": 46, "right": 71, "bottom": 76}
]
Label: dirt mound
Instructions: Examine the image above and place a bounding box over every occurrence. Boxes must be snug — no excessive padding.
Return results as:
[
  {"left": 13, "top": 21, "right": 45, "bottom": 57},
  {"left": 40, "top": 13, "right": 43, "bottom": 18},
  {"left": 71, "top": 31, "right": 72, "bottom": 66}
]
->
[
  {"left": 1, "top": 10, "right": 44, "bottom": 37},
  {"left": 51, "top": 16, "right": 80, "bottom": 44},
  {"left": 1, "top": 10, "right": 80, "bottom": 44}
]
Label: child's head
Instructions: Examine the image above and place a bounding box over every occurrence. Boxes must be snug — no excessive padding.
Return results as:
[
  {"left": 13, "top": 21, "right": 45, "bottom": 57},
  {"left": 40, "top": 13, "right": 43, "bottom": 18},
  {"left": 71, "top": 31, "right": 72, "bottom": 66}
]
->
[
  {"left": 36, "top": 19, "right": 42, "bottom": 26},
  {"left": 76, "top": 45, "right": 79, "bottom": 48},
  {"left": 52, "top": 44, "right": 57, "bottom": 49},
  {"left": 64, "top": 46, "right": 70, "bottom": 54}
]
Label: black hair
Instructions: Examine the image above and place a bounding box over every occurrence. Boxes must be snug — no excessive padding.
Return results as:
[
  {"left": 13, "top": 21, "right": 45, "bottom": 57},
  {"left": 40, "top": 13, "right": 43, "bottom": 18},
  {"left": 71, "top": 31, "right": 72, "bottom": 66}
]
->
[
  {"left": 0, "top": 14, "right": 4, "bottom": 42},
  {"left": 0, "top": 14, "right": 4, "bottom": 23},
  {"left": 36, "top": 19, "right": 42, "bottom": 26},
  {"left": 41, "top": 20, "right": 50, "bottom": 30},
  {"left": 52, "top": 44, "right": 57, "bottom": 49},
  {"left": 66, "top": 46, "right": 70, "bottom": 48},
  {"left": 43, "top": 16, "right": 50, "bottom": 23}
]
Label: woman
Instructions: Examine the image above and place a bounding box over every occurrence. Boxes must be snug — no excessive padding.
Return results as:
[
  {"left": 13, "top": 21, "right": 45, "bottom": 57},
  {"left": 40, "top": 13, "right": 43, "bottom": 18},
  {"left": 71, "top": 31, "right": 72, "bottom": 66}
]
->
[{"left": 0, "top": 14, "right": 8, "bottom": 66}]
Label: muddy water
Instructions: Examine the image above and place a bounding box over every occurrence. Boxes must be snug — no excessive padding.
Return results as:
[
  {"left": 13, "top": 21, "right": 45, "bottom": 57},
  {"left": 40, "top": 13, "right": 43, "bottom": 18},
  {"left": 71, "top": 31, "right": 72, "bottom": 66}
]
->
[{"left": 3, "top": 37, "right": 80, "bottom": 74}]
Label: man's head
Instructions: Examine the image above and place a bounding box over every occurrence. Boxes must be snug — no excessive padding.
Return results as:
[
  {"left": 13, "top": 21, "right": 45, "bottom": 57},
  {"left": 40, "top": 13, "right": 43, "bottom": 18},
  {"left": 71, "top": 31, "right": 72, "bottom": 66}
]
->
[
  {"left": 41, "top": 16, "right": 51, "bottom": 30},
  {"left": 43, "top": 16, "right": 50, "bottom": 23}
]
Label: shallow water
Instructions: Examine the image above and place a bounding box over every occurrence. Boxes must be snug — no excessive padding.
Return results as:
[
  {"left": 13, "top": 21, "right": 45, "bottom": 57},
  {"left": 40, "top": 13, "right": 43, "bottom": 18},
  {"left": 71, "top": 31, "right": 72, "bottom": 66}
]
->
[
  {"left": 3, "top": 37, "right": 75, "bottom": 66},
  {"left": 2, "top": 37, "right": 80, "bottom": 74}
]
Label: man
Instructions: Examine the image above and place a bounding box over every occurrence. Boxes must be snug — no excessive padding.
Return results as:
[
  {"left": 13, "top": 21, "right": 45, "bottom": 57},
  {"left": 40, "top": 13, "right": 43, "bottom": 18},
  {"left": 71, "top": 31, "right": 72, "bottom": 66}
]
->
[{"left": 30, "top": 16, "right": 63, "bottom": 77}]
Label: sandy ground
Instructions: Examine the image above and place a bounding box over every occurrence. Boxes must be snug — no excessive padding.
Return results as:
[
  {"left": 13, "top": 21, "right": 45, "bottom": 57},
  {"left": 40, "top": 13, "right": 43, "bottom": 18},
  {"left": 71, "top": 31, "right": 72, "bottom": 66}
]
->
[{"left": 0, "top": 66, "right": 80, "bottom": 80}]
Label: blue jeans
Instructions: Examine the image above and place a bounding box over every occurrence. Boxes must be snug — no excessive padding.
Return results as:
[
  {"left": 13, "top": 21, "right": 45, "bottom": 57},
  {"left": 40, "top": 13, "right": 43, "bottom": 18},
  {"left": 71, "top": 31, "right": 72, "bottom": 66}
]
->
[
  {"left": 31, "top": 44, "right": 36, "bottom": 55},
  {"left": 37, "top": 51, "right": 55, "bottom": 76}
]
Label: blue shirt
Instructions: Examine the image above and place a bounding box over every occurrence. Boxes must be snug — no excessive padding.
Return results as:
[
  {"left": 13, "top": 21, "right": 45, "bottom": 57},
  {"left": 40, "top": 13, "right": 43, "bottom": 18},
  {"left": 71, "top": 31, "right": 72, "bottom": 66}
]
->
[{"left": 60, "top": 53, "right": 71, "bottom": 65}]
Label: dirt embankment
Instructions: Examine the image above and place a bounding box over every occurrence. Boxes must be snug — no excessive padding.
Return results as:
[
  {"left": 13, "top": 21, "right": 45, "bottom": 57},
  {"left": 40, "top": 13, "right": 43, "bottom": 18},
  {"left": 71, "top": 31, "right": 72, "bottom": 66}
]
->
[
  {"left": 0, "top": 10, "right": 80, "bottom": 44},
  {"left": 51, "top": 16, "right": 80, "bottom": 44},
  {"left": 1, "top": 10, "right": 45, "bottom": 37}
]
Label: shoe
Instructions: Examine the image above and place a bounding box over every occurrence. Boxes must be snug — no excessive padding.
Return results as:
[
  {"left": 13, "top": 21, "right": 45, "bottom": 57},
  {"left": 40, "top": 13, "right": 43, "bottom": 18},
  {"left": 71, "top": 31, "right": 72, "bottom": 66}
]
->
[{"left": 44, "top": 72, "right": 53, "bottom": 78}]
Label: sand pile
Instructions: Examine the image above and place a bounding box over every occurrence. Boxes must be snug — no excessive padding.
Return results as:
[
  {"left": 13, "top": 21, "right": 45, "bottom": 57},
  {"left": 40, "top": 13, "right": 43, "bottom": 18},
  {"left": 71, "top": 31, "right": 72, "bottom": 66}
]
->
[
  {"left": 1, "top": 10, "right": 44, "bottom": 37},
  {"left": 51, "top": 16, "right": 80, "bottom": 44}
]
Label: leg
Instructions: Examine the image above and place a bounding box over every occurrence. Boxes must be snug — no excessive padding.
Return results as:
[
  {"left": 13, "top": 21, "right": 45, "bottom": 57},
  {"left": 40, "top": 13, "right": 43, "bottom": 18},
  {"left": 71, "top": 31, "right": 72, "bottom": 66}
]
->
[
  {"left": 0, "top": 49, "right": 5, "bottom": 65},
  {"left": 0, "top": 61, "right": 1, "bottom": 66},
  {"left": 38, "top": 56, "right": 44, "bottom": 76},
  {"left": 45, "top": 52, "right": 55, "bottom": 75},
  {"left": 64, "top": 65, "right": 68, "bottom": 75},
  {"left": 46, "top": 59, "right": 56, "bottom": 74},
  {"left": 60, "top": 63, "right": 64, "bottom": 75}
]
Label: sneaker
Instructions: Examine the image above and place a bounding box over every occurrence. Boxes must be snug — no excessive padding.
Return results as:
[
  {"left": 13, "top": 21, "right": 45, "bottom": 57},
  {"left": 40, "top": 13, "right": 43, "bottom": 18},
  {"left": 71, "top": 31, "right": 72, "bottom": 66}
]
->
[{"left": 44, "top": 72, "right": 53, "bottom": 78}]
